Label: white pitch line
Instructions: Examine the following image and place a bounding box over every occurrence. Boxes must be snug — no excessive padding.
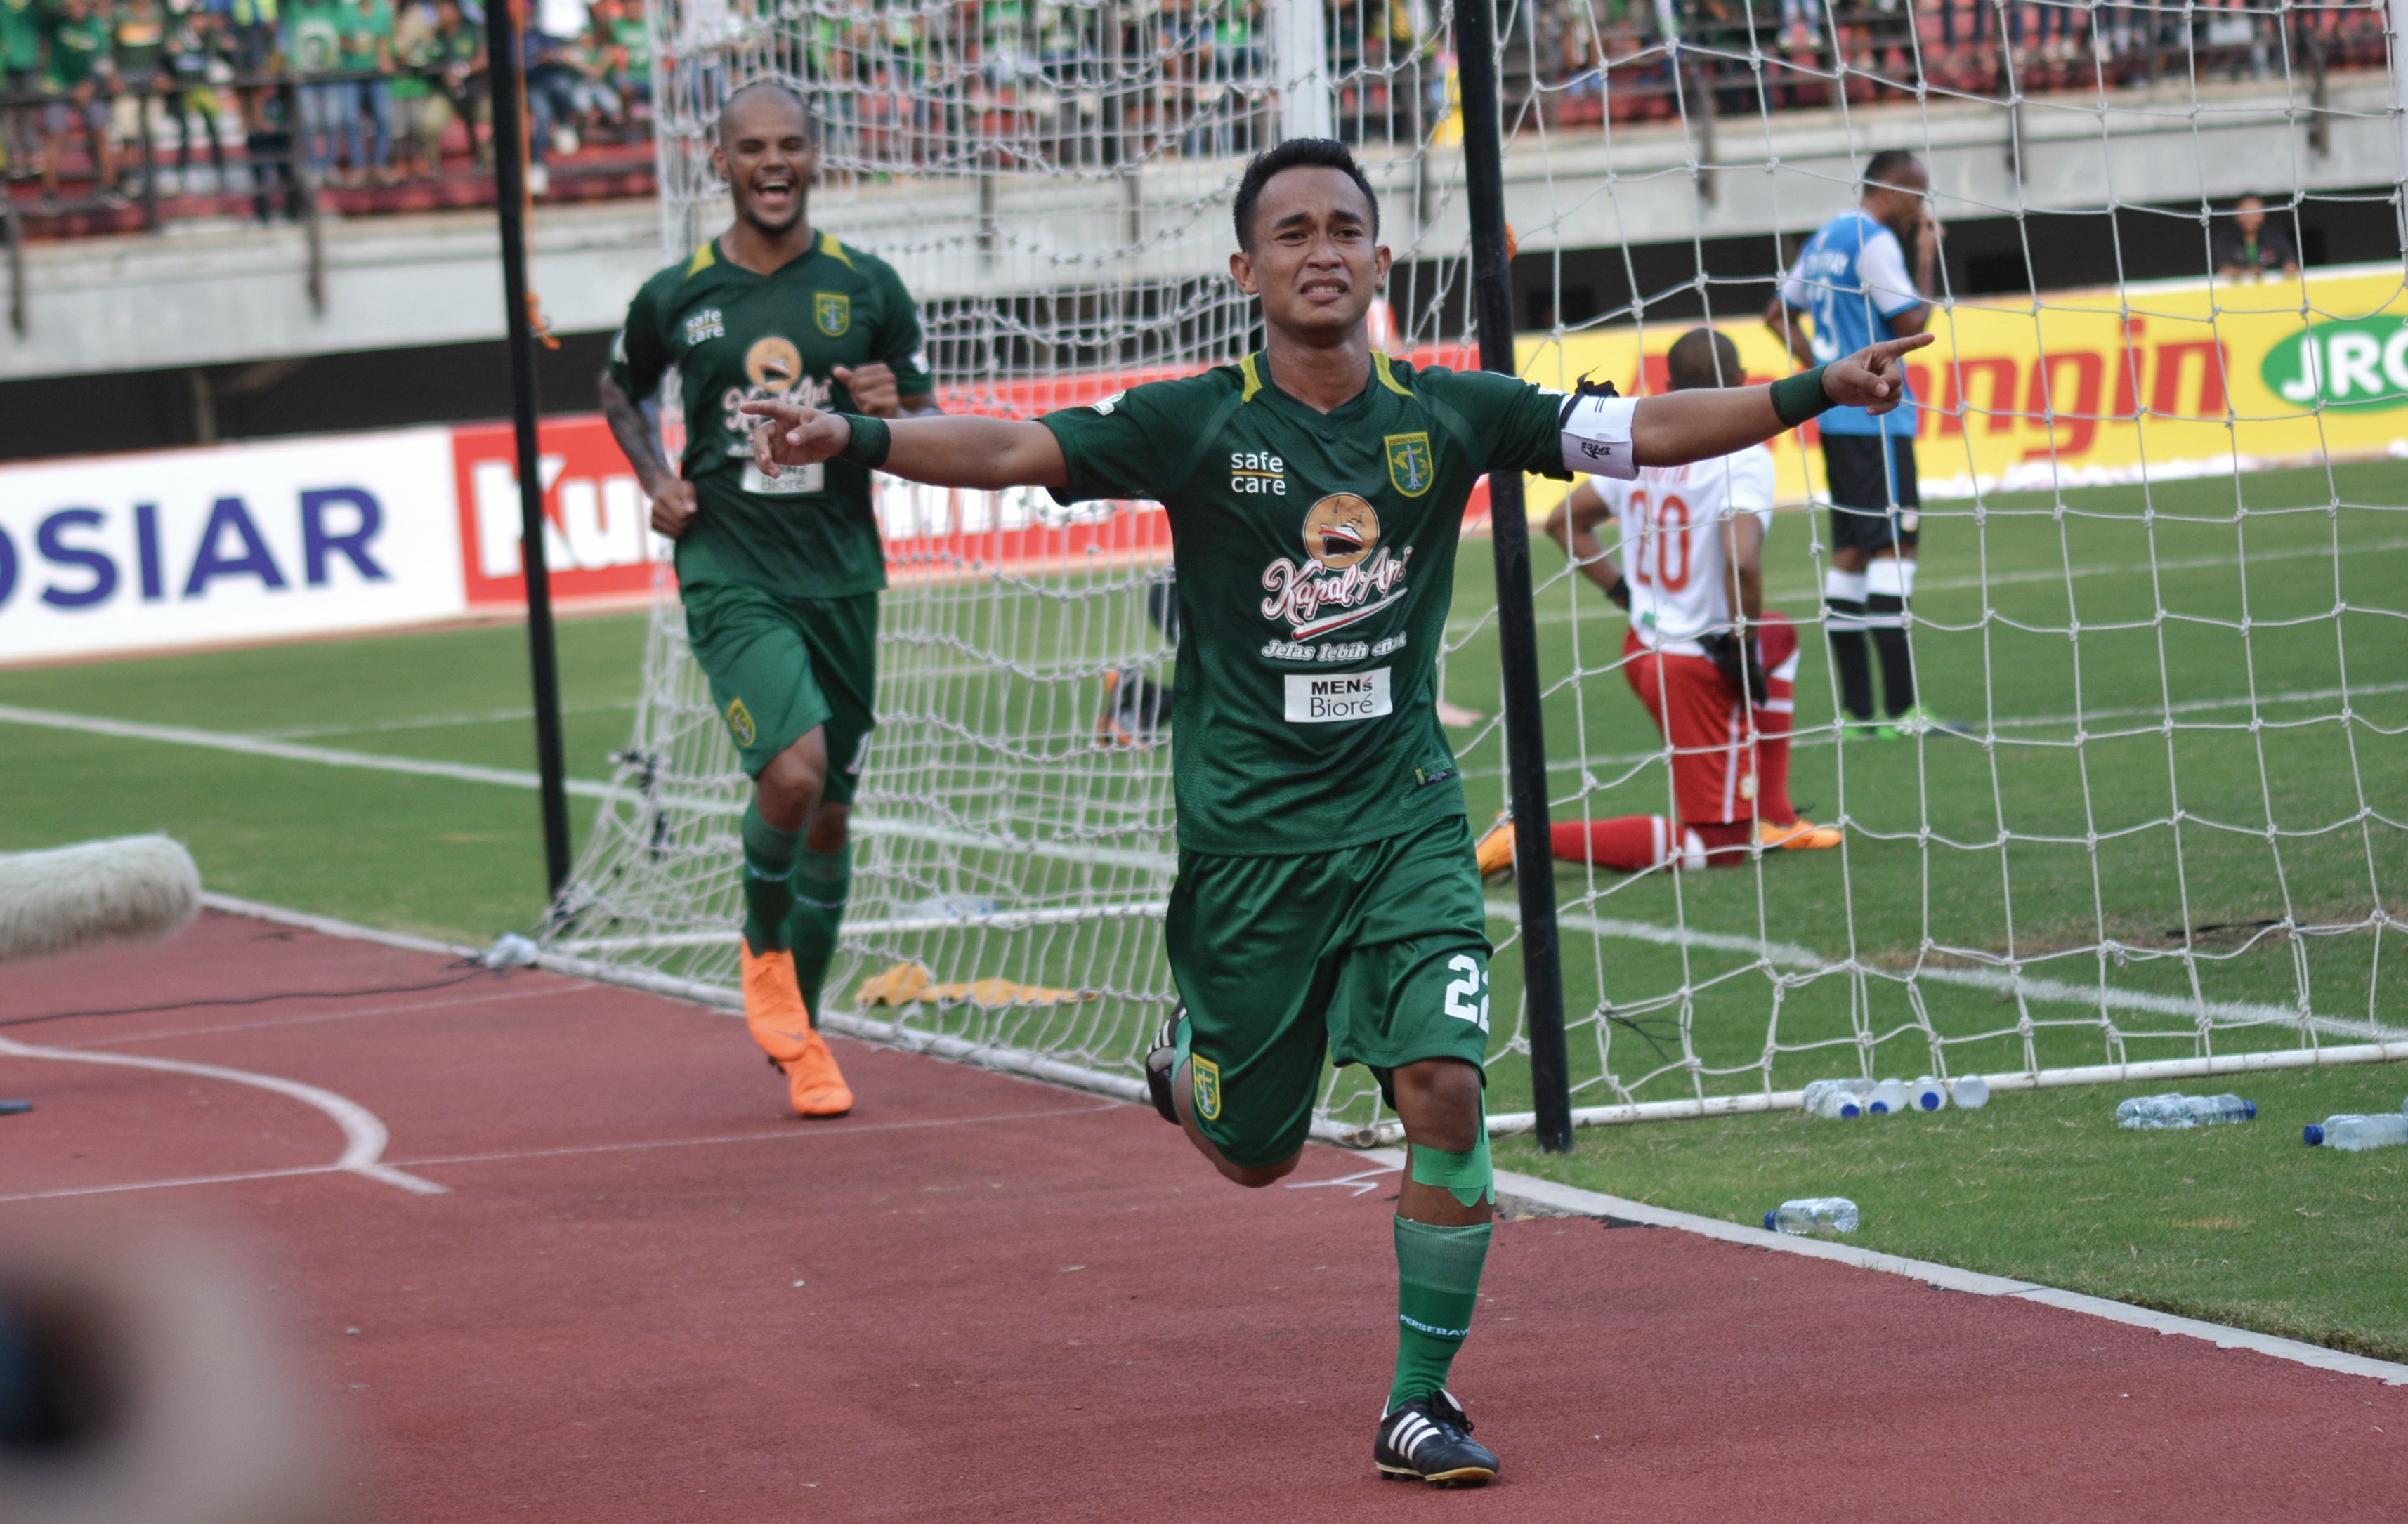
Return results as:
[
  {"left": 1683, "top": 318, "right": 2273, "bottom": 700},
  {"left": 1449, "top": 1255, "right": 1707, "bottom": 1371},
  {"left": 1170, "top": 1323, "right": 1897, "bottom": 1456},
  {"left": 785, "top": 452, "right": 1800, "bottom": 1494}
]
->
[
  {"left": 0, "top": 1035, "right": 445, "bottom": 1197},
  {"left": 59, "top": 980, "right": 589, "bottom": 1050},
  {"left": 0, "top": 702, "right": 626, "bottom": 801},
  {"left": 382, "top": 1098, "right": 1125, "bottom": 1173},
  {"left": 1434, "top": 1151, "right": 2408, "bottom": 1388}
]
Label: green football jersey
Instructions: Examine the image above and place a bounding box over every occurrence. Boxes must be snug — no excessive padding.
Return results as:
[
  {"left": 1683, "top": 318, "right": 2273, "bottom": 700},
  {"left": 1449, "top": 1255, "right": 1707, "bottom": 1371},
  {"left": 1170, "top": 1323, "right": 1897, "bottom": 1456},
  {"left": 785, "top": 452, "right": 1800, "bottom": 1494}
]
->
[
  {"left": 608, "top": 230, "right": 933, "bottom": 599},
  {"left": 1041, "top": 351, "right": 1566, "bottom": 855}
]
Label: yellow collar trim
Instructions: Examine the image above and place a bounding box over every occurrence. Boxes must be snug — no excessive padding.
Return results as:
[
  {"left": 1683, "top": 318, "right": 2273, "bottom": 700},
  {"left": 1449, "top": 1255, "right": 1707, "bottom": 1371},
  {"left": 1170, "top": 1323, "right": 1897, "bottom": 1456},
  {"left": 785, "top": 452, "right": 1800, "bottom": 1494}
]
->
[
  {"left": 1371, "top": 350, "right": 1413, "bottom": 397},
  {"left": 821, "top": 232, "right": 855, "bottom": 269},
  {"left": 1237, "top": 353, "right": 1263, "bottom": 403},
  {"left": 686, "top": 240, "right": 716, "bottom": 276}
]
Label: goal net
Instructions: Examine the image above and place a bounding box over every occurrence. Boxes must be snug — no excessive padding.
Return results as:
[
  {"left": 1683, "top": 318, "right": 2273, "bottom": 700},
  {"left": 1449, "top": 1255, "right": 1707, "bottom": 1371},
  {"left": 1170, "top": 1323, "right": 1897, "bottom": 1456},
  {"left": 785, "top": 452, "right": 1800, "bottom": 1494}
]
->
[{"left": 543, "top": 0, "right": 2408, "bottom": 1139}]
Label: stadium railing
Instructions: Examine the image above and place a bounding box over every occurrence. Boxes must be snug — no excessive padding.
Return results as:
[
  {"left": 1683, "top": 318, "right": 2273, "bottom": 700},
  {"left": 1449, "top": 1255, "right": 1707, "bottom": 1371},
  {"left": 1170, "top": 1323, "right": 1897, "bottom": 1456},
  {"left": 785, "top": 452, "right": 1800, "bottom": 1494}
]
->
[{"left": 0, "top": 64, "right": 653, "bottom": 239}]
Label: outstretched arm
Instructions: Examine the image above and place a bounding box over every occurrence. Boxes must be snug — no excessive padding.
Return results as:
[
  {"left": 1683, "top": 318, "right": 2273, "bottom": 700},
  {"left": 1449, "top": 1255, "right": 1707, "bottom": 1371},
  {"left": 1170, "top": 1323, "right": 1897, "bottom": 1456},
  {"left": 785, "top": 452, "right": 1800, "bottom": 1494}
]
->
[
  {"left": 741, "top": 400, "right": 1069, "bottom": 490},
  {"left": 1622, "top": 332, "right": 1933, "bottom": 469}
]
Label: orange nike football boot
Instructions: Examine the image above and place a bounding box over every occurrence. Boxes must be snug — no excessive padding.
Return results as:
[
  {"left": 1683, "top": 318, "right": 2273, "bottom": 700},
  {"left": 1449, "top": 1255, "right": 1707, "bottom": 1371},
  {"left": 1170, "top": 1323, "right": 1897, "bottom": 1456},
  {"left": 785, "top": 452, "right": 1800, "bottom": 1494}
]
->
[
  {"left": 780, "top": 1030, "right": 854, "bottom": 1118},
  {"left": 740, "top": 943, "right": 855, "bottom": 1117},
  {"left": 1759, "top": 817, "right": 1843, "bottom": 850}
]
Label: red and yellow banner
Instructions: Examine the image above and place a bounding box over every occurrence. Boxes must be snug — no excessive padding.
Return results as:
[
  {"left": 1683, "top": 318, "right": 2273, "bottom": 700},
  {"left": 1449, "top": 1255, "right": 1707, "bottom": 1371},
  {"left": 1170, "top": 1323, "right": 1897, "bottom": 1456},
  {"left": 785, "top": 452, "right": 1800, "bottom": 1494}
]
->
[{"left": 1514, "top": 261, "right": 2408, "bottom": 511}]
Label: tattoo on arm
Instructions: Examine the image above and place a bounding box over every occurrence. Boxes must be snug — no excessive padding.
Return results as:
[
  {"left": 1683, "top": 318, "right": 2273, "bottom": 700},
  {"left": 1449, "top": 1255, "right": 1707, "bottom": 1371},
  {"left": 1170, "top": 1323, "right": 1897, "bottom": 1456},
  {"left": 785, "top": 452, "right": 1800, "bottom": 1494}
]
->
[{"left": 599, "top": 372, "right": 672, "bottom": 488}]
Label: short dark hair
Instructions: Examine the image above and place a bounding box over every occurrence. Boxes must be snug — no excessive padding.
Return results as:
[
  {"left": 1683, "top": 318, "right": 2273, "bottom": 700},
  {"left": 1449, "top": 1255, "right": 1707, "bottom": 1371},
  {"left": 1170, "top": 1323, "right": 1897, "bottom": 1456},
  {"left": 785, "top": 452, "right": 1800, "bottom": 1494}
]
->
[
  {"left": 1863, "top": 149, "right": 1925, "bottom": 191},
  {"left": 1233, "top": 138, "right": 1380, "bottom": 251},
  {"left": 719, "top": 80, "right": 813, "bottom": 144},
  {"left": 1666, "top": 327, "right": 1742, "bottom": 390}
]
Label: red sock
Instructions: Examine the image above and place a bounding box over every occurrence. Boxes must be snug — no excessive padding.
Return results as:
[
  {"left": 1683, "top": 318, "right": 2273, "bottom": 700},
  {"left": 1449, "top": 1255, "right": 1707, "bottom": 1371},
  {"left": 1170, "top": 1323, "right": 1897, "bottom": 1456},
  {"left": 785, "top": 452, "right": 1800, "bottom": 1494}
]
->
[
  {"left": 1552, "top": 817, "right": 1697, "bottom": 871},
  {"left": 1687, "top": 818, "right": 1755, "bottom": 867},
  {"left": 1754, "top": 612, "right": 1800, "bottom": 826}
]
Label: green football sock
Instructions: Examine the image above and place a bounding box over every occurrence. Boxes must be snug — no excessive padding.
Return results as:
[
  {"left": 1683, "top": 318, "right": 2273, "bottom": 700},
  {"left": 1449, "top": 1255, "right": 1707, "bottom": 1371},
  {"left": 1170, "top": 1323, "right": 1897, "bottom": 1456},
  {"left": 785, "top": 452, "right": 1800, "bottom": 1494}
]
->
[
  {"left": 1389, "top": 1216, "right": 1492, "bottom": 1412},
  {"left": 783, "top": 840, "right": 852, "bottom": 1021},
  {"left": 740, "top": 801, "right": 801, "bottom": 956}
]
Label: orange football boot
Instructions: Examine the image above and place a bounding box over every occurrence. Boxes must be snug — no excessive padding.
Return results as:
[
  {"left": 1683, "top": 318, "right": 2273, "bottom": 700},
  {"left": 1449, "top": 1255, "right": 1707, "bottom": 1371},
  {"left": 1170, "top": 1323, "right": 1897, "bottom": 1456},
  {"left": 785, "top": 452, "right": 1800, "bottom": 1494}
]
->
[
  {"left": 780, "top": 1030, "right": 854, "bottom": 1119},
  {"left": 741, "top": 942, "right": 855, "bottom": 1118},
  {"left": 1760, "top": 817, "right": 1843, "bottom": 850}
]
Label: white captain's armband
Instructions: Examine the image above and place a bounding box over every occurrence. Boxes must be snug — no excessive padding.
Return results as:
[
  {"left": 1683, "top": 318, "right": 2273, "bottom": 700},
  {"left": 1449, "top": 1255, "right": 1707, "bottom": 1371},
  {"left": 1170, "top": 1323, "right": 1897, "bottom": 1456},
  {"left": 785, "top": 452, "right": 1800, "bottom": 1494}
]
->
[{"left": 1558, "top": 386, "right": 1640, "bottom": 480}]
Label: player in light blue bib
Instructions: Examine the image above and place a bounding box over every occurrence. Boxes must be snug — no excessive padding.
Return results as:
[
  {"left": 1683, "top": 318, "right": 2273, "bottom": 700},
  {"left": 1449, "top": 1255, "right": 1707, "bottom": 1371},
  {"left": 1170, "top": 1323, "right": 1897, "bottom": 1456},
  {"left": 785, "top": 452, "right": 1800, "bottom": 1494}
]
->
[{"left": 1766, "top": 150, "right": 1947, "bottom": 738}]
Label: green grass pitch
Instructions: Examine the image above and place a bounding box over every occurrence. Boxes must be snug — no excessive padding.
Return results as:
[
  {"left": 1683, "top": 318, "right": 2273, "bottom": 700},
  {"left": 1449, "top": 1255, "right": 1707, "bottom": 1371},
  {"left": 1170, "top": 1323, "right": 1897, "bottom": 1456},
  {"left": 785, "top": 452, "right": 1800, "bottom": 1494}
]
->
[{"left": 1, "top": 461, "right": 2402, "bottom": 1359}]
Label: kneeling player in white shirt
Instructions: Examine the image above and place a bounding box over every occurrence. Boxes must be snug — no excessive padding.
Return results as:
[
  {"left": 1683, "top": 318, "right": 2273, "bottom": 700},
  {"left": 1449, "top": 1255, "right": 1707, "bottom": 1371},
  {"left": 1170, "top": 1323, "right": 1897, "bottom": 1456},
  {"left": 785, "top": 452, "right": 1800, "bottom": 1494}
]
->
[{"left": 1480, "top": 328, "right": 1840, "bottom": 877}]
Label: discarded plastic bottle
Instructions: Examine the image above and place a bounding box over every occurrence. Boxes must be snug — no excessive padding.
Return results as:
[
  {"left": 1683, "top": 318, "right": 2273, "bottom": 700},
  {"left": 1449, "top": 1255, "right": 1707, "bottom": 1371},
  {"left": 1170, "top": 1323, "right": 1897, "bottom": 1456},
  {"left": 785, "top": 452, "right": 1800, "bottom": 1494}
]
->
[
  {"left": 2304, "top": 1113, "right": 2408, "bottom": 1151},
  {"left": 1765, "top": 1197, "right": 1860, "bottom": 1235},
  {"left": 2116, "top": 1093, "right": 2256, "bottom": 1130},
  {"left": 1909, "top": 1077, "right": 1949, "bottom": 1112},
  {"left": 1951, "top": 1075, "right": 1991, "bottom": 1110},
  {"left": 2114, "top": 1093, "right": 2254, "bottom": 1129},
  {"left": 1802, "top": 1079, "right": 1866, "bottom": 1119},
  {"left": 1866, "top": 1078, "right": 1908, "bottom": 1115}
]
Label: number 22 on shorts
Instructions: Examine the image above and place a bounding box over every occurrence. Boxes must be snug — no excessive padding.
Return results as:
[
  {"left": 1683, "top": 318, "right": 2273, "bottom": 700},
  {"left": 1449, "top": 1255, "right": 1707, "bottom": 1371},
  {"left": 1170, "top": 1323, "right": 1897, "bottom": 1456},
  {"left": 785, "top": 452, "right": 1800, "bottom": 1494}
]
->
[{"left": 1444, "top": 954, "right": 1491, "bottom": 1034}]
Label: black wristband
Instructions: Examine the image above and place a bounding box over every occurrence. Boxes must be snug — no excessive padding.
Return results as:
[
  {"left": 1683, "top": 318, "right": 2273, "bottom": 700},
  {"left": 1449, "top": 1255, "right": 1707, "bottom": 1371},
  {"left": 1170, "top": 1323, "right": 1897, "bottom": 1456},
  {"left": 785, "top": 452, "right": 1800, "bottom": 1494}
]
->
[
  {"left": 837, "top": 414, "right": 891, "bottom": 470},
  {"left": 1769, "top": 366, "right": 1833, "bottom": 429}
]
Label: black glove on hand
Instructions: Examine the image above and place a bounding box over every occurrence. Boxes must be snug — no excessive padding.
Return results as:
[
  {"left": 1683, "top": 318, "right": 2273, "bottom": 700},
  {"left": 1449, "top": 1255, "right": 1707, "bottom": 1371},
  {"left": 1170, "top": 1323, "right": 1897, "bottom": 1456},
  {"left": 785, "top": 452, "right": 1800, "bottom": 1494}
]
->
[{"left": 1699, "top": 629, "right": 1768, "bottom": 708}]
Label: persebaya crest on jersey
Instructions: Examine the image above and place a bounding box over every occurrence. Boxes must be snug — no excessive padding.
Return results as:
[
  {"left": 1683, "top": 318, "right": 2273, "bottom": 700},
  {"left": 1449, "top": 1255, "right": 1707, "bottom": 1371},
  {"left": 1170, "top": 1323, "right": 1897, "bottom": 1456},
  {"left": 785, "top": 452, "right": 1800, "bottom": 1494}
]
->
[
  {"left": 814, "top": 291, "right": 850, "bottom": 336},
  {"left": 1191, "top": 1055, "right": 1222, "bottom": 1120},
  {"left": 1385, "top": 432, "right": 1434, "bottom": 497},
  {"left": 1262, "top": 494, "right": 1415, "bottom": 640}
]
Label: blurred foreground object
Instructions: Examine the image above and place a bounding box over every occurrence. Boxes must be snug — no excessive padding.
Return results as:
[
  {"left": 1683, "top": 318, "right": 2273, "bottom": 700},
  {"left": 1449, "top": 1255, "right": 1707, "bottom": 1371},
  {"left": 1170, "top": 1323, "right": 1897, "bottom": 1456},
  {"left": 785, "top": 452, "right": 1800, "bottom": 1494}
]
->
[
  {"left": 0, "top": 838, "right": 202, "bottom": 962},
  {"left": 0, "top": 1232, "right": 351, "bottom": 1524}
]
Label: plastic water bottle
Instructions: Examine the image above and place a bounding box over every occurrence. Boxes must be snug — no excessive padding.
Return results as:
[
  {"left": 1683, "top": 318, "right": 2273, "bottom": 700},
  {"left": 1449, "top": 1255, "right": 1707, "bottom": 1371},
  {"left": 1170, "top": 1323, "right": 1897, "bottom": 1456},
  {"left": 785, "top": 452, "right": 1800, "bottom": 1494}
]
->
[
  {"left": 1802, "top": 1079, "right": 1866, "bottom": 1119},
  {"left": 2116, "top": 1093, "right": 2256, "bottom": 1129},
  {"left": 1909, "top": 1076, "right": 1949, "bottom": 1112},
  {"left": 1866, "top": 1078, "right": 1909, "bottom": 1115},
  {"left": 1951, "top": 1075, "right": 1990, "bottom": 1109},
  {"left": 1765, "top": 1197, "right": 1860, "bottom": 1235},
  {"left": 2305, "top": 1113, "right": 2408, "bottom": 1150}
]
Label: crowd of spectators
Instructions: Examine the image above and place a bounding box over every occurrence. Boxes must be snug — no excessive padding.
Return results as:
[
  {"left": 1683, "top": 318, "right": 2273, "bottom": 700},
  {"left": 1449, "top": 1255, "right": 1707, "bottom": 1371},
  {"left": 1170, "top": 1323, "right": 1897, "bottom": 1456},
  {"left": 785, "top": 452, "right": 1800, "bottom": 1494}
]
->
[{"left": 0, "top": 0, "right": 649, "bottom": 214}]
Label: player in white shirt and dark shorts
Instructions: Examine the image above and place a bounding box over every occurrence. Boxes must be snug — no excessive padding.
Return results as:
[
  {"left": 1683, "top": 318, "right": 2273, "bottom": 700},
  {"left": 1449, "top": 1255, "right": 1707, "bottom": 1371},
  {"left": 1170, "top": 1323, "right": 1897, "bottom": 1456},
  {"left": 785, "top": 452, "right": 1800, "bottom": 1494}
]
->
[
  {"left": 1765, "top": 150, "right": 1950, "bottom": 740},
  {"left": 1476, "top": 328, "right": 1841, "bottom": 878}
]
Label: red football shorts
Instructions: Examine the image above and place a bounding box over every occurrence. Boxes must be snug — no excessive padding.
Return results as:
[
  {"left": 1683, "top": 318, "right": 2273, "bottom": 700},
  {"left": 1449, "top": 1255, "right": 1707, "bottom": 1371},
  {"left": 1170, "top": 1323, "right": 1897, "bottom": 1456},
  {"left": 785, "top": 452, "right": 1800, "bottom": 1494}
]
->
[{"left": 1623, "top": 628, "right": 1753, "bottom": 826}]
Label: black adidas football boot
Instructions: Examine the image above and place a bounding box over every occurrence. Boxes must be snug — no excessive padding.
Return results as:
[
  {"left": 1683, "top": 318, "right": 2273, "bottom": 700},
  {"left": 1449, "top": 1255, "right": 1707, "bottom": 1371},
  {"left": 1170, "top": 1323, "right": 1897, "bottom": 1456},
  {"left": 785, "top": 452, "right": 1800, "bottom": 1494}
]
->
[
  {"left": 1143, "top": 1007, "right": 1184, "bottom": 1125},
  {"left": 1375, "top": 1389, "right": 1499, "bottom": 1487}
]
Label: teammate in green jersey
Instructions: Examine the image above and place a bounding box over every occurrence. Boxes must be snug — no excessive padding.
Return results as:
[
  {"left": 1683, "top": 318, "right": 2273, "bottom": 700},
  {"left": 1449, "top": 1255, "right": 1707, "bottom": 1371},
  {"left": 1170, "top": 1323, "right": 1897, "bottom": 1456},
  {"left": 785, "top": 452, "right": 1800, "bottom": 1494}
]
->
[
  {"left": 600, "top": 80, "right": 939, "bottom": 1120},
  {"left": 742, "top": 138, "right": 1928, "bottom": 1481}
]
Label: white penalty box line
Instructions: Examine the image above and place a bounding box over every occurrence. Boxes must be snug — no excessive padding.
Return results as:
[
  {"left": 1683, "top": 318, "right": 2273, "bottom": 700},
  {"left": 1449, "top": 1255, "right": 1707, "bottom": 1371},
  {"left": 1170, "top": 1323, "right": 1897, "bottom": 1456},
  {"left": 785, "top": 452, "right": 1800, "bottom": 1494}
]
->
[{"left": 1321, "top": 1148, "right": 2408, "bottom": 1388}]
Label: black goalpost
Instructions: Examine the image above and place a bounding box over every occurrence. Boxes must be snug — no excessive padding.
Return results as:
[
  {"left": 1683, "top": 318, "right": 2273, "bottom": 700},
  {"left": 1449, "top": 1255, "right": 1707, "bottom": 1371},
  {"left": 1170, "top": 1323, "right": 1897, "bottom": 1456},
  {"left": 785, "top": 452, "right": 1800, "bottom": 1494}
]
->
[
  {"left": 485, "top": 0, "right": 575, "bottom": 902},
  {"left": 1454, "top": 0, "right": 1576, "bottom": 1153}
]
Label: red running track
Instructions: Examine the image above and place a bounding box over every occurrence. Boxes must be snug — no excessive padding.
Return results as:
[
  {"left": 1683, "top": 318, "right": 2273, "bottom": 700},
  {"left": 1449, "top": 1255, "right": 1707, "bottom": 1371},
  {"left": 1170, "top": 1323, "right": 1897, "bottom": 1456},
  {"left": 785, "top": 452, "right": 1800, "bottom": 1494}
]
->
[{"left": 1, "top": 909, "right": 2402, "bottom": 1521}]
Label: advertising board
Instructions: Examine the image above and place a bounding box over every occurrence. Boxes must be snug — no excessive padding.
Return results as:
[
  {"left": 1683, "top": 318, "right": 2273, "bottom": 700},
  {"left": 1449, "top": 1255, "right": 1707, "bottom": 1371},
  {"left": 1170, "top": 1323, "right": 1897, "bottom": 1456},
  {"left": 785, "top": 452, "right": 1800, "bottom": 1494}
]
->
[{"left": 0, "top": 428, "right": 465, "bottom": 663}]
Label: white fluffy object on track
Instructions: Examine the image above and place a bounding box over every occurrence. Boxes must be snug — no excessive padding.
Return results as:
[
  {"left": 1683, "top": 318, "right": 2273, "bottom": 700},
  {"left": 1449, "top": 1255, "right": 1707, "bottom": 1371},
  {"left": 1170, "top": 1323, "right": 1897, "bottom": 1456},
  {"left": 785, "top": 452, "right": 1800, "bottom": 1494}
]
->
[{"left": 0, "top": 835, "right": 202, "bottom": 961}]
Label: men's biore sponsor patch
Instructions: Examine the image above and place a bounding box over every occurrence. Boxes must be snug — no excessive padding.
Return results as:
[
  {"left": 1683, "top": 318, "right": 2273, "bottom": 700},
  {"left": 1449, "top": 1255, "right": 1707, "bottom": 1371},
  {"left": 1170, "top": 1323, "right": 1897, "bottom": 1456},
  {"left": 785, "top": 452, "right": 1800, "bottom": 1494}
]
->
[{"left": 1285, "top": 666, "right": 1392, "bottom": 723}]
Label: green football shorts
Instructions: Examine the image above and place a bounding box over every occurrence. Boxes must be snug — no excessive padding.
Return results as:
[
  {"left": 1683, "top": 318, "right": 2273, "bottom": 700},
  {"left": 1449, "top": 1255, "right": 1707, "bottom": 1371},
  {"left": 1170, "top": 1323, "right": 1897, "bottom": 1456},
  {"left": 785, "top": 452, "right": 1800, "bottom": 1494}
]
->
[
  {"left": 681, "top": 582, "right": 878, "bottom": 801},
  {"left": 1165, "top": 814, "right": 1493, "bottom": 1170}
]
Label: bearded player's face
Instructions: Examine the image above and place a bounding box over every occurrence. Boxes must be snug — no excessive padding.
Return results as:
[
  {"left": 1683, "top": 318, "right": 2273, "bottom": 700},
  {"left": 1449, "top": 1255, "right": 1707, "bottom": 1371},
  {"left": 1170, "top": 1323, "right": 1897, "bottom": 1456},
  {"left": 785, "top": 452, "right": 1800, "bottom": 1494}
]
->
[
  {"left": 1231, "top": 167, "right": 1392, "bottom": 346},
  {"left": 716, "top": 95, "right": 816, "bottom": 236}
]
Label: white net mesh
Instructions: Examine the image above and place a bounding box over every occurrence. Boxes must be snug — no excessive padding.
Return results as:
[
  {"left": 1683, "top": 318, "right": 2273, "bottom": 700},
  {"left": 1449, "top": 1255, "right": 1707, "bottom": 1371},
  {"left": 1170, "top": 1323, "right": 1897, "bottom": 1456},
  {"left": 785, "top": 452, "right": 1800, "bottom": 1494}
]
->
[{"left": 545, "top": 0, "right": 2408, "bottom": 1138}]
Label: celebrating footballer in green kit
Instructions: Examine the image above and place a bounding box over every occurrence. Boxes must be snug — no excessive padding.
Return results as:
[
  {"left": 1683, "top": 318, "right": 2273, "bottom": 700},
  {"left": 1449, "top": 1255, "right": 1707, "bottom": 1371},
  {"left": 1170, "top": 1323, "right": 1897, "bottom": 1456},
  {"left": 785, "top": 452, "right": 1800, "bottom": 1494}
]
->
[
  {"left": 742, "top": 138, "right": 1928, "bottom": 1482},
  {"left": 600, "top": 80, "right": 938, "bottom": 1120}
]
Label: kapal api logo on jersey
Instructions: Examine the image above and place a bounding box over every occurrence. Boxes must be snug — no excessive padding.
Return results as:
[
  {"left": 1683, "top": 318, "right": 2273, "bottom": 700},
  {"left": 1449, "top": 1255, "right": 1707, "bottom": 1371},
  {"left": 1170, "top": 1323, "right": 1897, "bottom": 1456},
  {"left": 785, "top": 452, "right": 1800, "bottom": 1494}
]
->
[
  {"left": 1259, "top": 494, "right": 1413, "bottom": 639},
  {"left": 814, "top": 291, "right": 850, "bottom": 336},
  {"left": 720, "top": 337, "right": 830, "bottom": 454},
  {"left": 745, "top": 336, "right": 803, "bottom": 391},
  {"left": 1385, "top": 431, "right": 1434, "bottom": 497},
  {"left": 725, "top": 697, "right": 757, "bottom": 748},
  {"left": 684, "top": 308, "right": 726, "bottom": 346}
]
